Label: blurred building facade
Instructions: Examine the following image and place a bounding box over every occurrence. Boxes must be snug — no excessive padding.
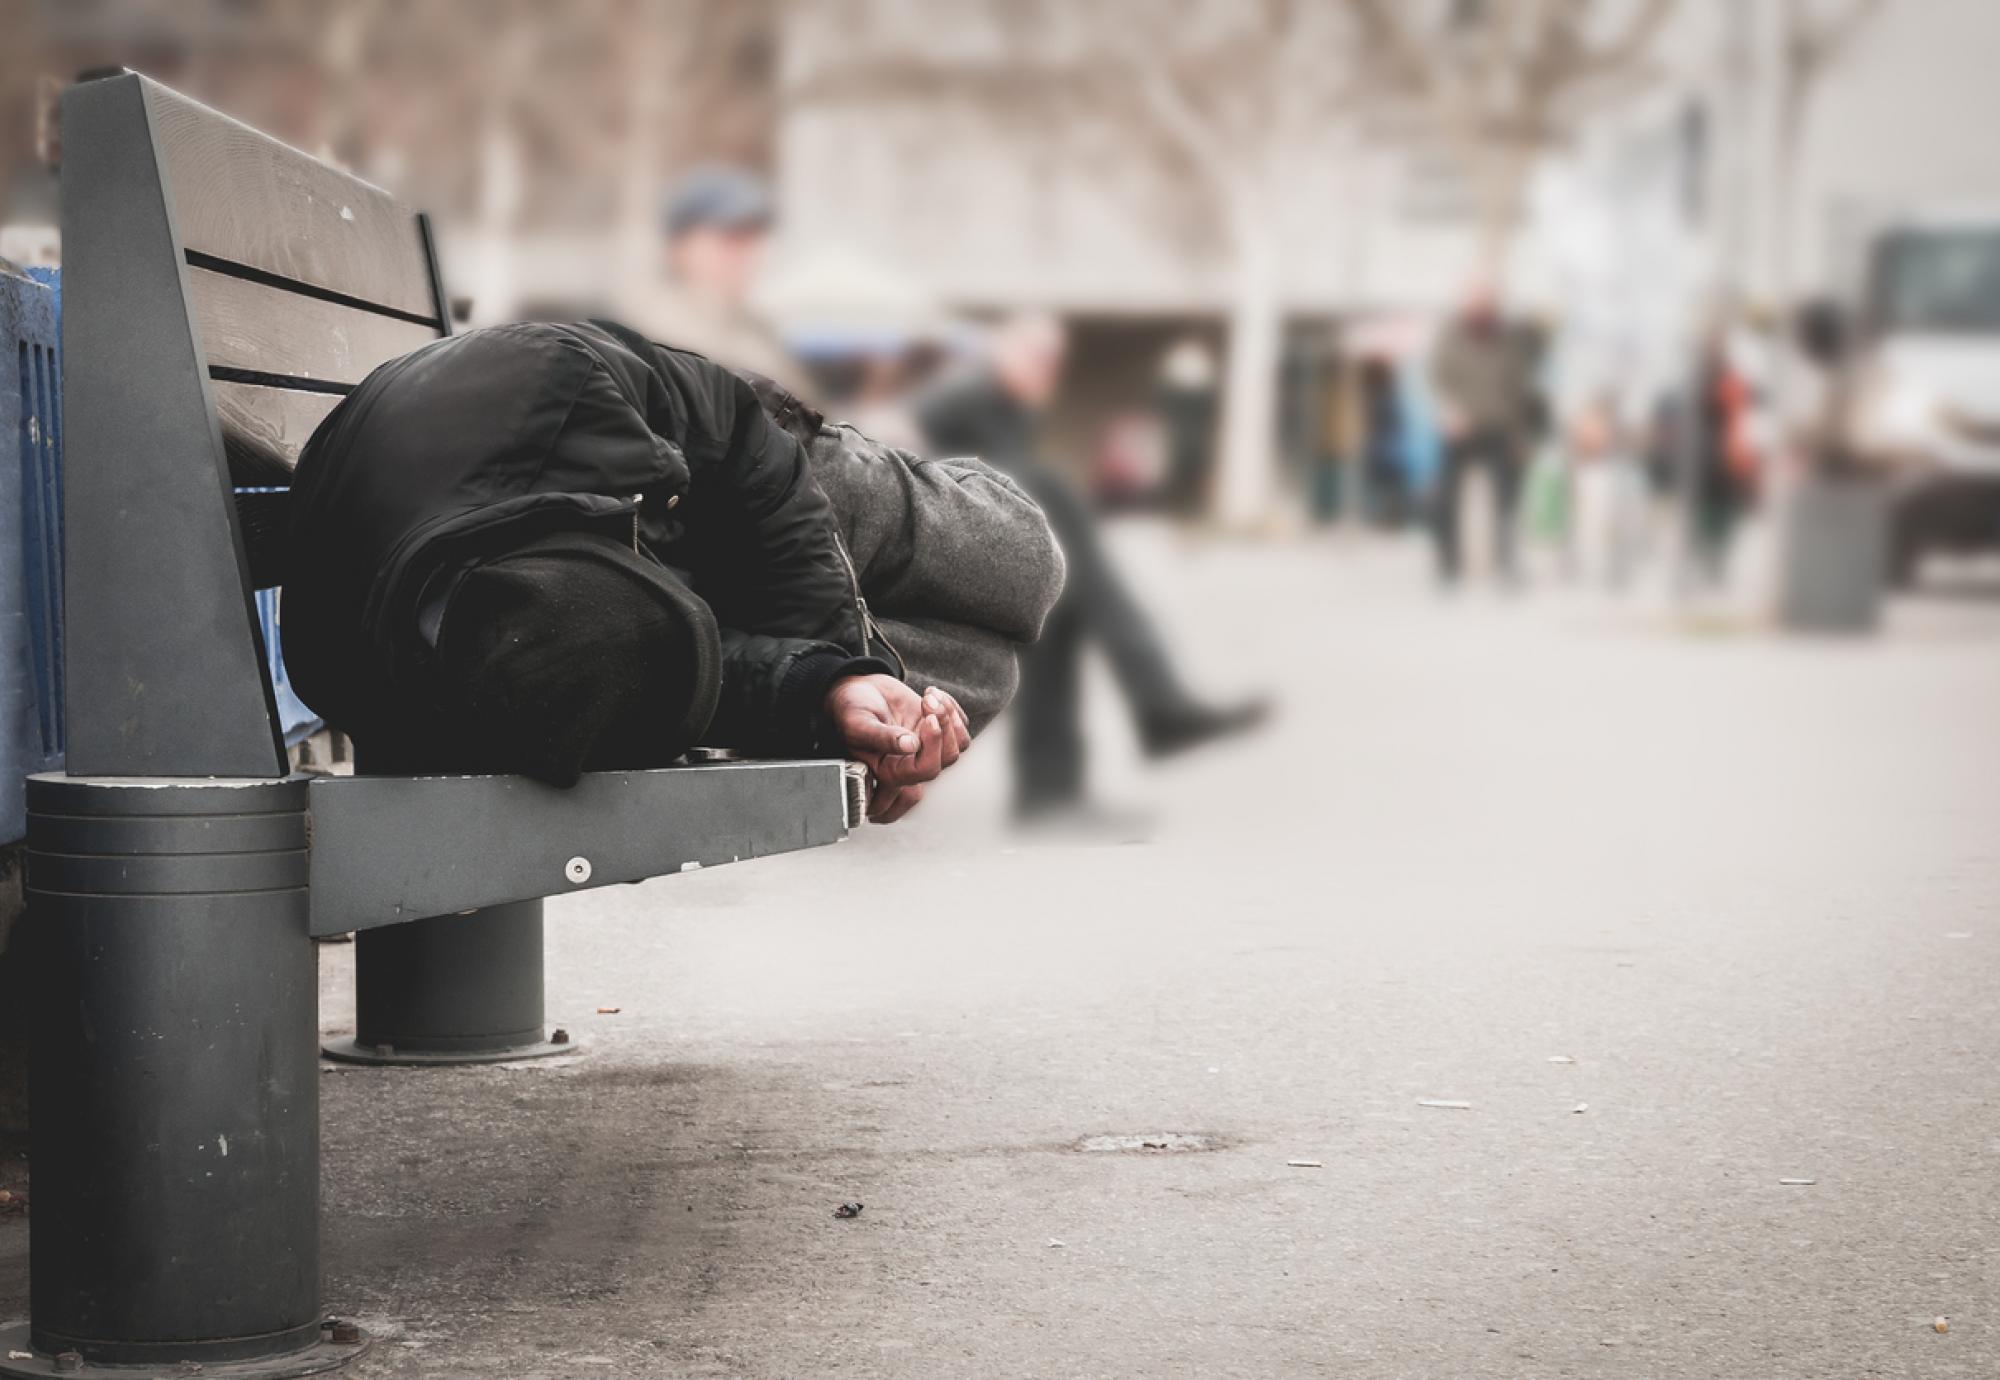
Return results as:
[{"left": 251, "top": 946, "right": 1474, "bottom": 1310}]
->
[
  {"left": 5, "top": 0, "right": 2000, "bottom": 513},
  {"left": 779, "top": 0, "right": 2000, "bottom": 497}
]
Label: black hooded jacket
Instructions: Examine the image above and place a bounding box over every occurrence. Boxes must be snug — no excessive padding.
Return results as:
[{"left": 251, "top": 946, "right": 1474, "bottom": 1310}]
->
[{"left": 283, "top": 319, "right": 887, "bottom": 767}]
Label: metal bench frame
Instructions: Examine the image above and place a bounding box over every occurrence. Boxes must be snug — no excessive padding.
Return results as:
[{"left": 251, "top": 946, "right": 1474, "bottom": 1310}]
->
[{"left": 0, "top": 72, "right": 850, "bottom": 1378}]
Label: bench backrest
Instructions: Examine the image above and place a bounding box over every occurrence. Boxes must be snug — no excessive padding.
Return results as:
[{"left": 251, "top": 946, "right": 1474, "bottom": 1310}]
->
[{"left": 59, "top": 71, "right": 449, "bottom": 776}]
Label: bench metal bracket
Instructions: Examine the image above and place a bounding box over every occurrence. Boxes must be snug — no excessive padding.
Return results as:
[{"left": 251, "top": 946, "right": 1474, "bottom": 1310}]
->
[
  {"left": 306, "top": 758, "right": 850, "bottom": 937},
  {"left": 324, "top": 899, "right": 572, "bottom": 1066}
]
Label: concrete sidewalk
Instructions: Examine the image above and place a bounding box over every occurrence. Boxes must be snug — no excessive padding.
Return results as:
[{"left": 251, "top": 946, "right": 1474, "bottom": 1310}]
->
[{"left": 8, "top": 532, "right": 2000, "bottom": 1377}]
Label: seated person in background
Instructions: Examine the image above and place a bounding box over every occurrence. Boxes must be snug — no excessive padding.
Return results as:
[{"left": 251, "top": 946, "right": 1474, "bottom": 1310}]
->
[{"left": 283, "top": 319, "right": 1062, "bottom": 822}]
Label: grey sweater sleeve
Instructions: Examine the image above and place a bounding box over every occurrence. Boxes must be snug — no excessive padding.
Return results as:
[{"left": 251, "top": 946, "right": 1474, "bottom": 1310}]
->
[
  {"left": 868, "top": 617, "right": 1022, "bottom": 737},
  {"left": 808, "top": 423, "right": 1066, "bottom": 644}
]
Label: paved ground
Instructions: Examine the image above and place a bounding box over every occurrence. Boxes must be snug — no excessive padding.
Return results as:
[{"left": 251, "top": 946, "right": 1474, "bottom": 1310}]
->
[{"left": 5, "top": 528, "right": 1999, "bottom": 1377}]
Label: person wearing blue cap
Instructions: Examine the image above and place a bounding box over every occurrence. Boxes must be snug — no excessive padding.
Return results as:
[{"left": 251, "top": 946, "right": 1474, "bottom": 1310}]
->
[{"left": 646, "top": 162, "right": 813, "bottom": 396}]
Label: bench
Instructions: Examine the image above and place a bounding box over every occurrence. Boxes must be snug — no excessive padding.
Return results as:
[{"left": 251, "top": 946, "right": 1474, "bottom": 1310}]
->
[{"left": 0, "top": 71, "right": 854, "bottom": 1377}]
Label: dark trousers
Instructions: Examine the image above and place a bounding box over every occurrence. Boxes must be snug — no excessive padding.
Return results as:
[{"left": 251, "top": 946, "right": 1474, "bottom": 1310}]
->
[
  {"left": 1434, "top": 430, "right": 1522, "bottom": 581},
  {"left": 1011, "top": 466, "right": 1188, "bottom": 809}
]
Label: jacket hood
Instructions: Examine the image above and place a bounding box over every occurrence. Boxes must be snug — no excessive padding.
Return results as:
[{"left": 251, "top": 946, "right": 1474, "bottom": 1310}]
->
[{"left": 433, "top": 529, "right": 723, "bottom": 784}]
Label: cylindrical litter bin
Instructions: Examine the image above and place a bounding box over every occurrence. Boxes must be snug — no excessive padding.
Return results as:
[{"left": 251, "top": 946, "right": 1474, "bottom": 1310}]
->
[{"left": 9, "top": 775, "right": 361, "bottom": 1372}]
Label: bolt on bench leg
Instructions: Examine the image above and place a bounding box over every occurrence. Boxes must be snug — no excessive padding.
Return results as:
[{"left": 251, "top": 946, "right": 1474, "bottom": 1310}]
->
[
  {"left": 323, "top": 900, "right": 573, "bottom": 1066},
  {"left": 0, "top": 775, "right": 367, "bottom": 1379}
]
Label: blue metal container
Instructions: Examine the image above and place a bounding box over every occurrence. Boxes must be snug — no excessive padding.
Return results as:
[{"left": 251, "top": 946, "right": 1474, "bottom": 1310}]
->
[
  {"left": 1, "top": 267, "right": 322, "bottom": 838},
  {"left": 0, "top": 264, "right": 66, "bottom": 842}
]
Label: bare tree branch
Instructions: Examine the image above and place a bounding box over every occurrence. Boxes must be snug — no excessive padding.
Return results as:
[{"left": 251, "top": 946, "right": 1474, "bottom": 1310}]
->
[
  {"left": 1128, "top": 56, "right": 1237, "bottom": 181},
  {"left": 785, "top": 1, "right": 1328, "bottom": 198},
  {"left": 1341, "top": 0, "right": 1681, "bottom": 268}
]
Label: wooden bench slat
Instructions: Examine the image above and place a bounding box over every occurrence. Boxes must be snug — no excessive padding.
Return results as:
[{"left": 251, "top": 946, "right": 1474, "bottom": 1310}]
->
[
  {"left": 189, "top": 265, "right": 437, "bottom": 388},
  {"left": 146, "top": 79, "right": 438, "bottom": 320},
  {"left": 215, "top": 382, "right": 342, "bottom": 484}
]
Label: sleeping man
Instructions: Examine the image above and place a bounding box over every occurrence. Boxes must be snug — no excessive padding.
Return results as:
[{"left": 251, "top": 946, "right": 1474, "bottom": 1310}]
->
[{"left": 281, "top": 319, "right": 1064, "bottom": 822}]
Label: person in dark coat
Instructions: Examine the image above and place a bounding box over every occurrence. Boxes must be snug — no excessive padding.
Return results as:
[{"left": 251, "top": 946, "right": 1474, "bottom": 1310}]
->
[
  {"left": 284, "top": 318, "right": 970, "bottom": 821},
  {"left": 916, "top": 314, "right": 1267, "bottom": 822},
  {"left": 1430, "top": 283, "right": 1539, "bottom": 583}
]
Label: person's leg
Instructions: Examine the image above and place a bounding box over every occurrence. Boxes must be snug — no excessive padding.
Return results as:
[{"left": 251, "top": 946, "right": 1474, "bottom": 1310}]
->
[
  {"left": 1712, "top": 483, "right": 1741, "bottom": 582},
  {"left": 1015, "top": 462, "right": 1267, "bottom": 761},
  {"left": 1017, "top": 465, "right": 1190, "bottom": 721},
  {"left": 1694, "top": 467, "right": 1728, "bottom": 582},
  {"left": 1011, "top": 589, "right": 1086, "bottom": 813},
  {"left": 1490, "top": 436, "right": 1524, "bottom": 579},
  {"left": 1435, "top": 440, "right": 1467, "bottom": 582}
]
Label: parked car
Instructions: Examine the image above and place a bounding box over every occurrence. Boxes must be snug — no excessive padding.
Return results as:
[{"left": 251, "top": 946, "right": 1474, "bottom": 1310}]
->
[{"left": 1839, "top": 210, "right": 2000, "bottom": 582}]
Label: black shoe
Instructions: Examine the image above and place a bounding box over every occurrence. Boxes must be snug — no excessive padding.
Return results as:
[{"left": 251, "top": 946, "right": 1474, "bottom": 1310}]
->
[{"left": 1138, "top": 696, "right": 1273, "bottom": 759}]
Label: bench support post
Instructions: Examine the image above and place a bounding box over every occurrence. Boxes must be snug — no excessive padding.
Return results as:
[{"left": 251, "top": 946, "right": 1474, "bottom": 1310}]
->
[
  {"left": 323, "top": 902, "right": 571, "bottom": 1065},
  {"left": 0, "top": 775, "right": 367, "bottom": 1379}
]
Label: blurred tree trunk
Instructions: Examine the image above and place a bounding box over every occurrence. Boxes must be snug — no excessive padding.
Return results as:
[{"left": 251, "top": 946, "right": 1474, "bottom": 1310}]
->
[
  {"left": 1768, "top": 0, "right": 1884, "bottom": 460},
  {"left": 1473, "top": 137, "right": 1537, "bottom": 279},
  {"left": 1217, "top": 216, "right": 1282, "bottom": 524},
  {"left": 790, "top": 0, "right": 1375, "bottom": 528}
]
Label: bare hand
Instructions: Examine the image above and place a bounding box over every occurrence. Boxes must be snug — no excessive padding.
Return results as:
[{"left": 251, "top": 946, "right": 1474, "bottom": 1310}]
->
[{"left": 822, "top": 676, "right": 972, "bottom": 823}]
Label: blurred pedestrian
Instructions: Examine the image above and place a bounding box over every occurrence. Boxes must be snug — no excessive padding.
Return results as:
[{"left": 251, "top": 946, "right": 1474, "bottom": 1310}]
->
[
  {"left": 917, "top": 314, "right": 1268, "bottom": 824},
  {"left": 1157, "top": 337, "right": 1218, "bottom": 516},
  {"left": 1568, "top": 394, "right": 1646, "bottom": 588},
  {"left": 1358, "top": 355, "right": 1409, "bottom": 526},
  {"left": 1430, "top": 283, "right": 1539, "bottom": 584},
  {"left": 1312, "top": 350, "right": 1365, "bottom": 525},
  {"left": 643, "top": 163, "right": 815, "bottom": 398},
  {"left": 1689, "top": 328, "right": 1760, "bottom": 583}
]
